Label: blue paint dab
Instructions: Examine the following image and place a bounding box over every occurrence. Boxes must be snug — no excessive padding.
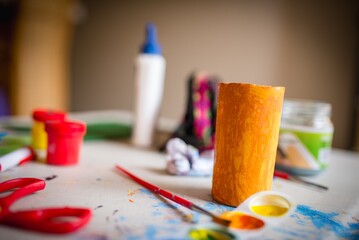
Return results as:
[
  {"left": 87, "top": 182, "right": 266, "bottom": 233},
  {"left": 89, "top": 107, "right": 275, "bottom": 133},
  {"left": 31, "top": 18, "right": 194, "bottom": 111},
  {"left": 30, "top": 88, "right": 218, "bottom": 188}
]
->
[
  {"left": 203, "top": 202, "right": 235, "bottom": 213},
  {"left": 296, "top": 204, "right": 359, "bottom": 240},
  {"left": 139, "top": 188, "right": 152, "bottom": 195},
  {"left": 291, "top": 212, "right": 306, "bottom": 226},
  {"left": 203, "top": 202, "right": 217, "bottom": 211},
  {"left": 192, "top": 212, "right": 201, "bottom": 223},
  {"left": 152, "top": 210, "right": 164, "bottom": 216},
  {"left": 142, "top": 225, "right": 183, "bottom": 240},
  {"left": 166, "top": 218, "right": 181, "bottom": 225},
  {"left": 145, "top": 225, "right": 157, "bottom": 239},
  {"left": 152, "top": 202, "right": 178, "bottom": 210},
  {"left": 349, "top": 222, "right": 359, "bottom": 230},
  {"left": 139, "top": 188, "right": 157, "bottom": 199},
  {"left": 273, "top": 226, "right": 312, "bottom": 239},
  {"left": 139, "top": 188, "right": 159, "bottom": 200}
]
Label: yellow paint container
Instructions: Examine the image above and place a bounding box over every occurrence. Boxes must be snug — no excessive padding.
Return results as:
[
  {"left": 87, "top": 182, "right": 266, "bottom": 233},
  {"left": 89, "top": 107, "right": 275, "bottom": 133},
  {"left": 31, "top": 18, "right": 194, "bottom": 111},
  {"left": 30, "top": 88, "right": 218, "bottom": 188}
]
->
[
  {"left": 31, "top": 109, "right": 66, "bottom": 162},
  {"left": 212, "top": 83, "right": 285, "bottom": 206}
]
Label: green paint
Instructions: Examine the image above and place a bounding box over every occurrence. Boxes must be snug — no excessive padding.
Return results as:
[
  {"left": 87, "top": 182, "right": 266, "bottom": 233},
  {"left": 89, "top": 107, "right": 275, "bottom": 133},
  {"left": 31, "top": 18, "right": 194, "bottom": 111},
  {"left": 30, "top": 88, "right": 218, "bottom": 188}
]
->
[{"left": 188, "top": 228, "right": 236, "bottom": 240}]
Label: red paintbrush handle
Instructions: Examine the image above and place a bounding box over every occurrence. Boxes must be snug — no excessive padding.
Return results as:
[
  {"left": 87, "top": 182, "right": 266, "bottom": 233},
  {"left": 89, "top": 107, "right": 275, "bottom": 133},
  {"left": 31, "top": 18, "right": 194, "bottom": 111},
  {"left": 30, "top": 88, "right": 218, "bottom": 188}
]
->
[
  {"left": 273, "top": 170, "right": 290, "bottom": 180},
  {"left": 116, "top": 165, "right": 193, "bottom": 209}
]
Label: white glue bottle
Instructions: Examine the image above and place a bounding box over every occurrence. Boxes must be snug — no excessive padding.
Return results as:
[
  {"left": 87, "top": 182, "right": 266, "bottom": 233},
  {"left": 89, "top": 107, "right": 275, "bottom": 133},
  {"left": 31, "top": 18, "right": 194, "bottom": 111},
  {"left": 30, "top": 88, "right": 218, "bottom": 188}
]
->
[{"left": 131, "top": 23, "right": 166, "bottom": 148}]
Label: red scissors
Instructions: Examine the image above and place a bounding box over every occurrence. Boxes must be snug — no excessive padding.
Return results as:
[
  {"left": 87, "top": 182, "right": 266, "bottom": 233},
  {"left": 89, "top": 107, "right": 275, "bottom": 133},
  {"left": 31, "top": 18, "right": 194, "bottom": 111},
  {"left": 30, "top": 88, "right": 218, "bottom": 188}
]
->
[{"left": 0, "top": 178, "right": 92, "bottom": 234}]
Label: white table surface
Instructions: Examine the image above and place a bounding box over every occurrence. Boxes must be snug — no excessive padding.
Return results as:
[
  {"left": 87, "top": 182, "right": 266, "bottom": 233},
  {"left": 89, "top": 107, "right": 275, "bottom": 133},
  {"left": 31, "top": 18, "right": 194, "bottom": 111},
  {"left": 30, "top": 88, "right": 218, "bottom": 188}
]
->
[{"left": 0, "top": 140, "right": 358, "bottom": 240}]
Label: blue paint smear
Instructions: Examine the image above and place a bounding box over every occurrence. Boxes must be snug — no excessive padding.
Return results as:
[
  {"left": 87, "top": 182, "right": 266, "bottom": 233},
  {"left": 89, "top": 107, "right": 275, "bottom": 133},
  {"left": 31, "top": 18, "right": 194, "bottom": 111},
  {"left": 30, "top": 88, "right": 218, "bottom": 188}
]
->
[
  {"left": 152, "top": 202, "right": 178, "bottom": 210},
  {"left": 348, "top": 222, "right": 359, "bottom": 230},
  {"left": 139, "top": 188, "right": 152, "bottom": 195},
  {"left": 119, "top": 216, "right": 126, "bottom": 221},
  {"left": 138, "top": 225, "right": 184, "bottom": 240},
  {"left": 203, "top": 202, "right": 235, "bottom": 213},
  {"left": 152, "top": 210, "right": 164, "bottom": 216},
  {"left": 192, "top": 212, "right": 201, "bottom": 223},
  {"left": 145, "top": 225, "right": 158, "bottom": 239},
  {"left": 139, "top": 188, "right": 159, "bottom": 200},
  {"left": 273, "top": 227, "right": 313, "bottom": 239},
  {"left": 295, "top": 204, "right": 359, "bottom": 240},
  {"left": 166, "top": 218, "right": 181, "bottom": 225},
  {"left": 139, "top": 188, "right": 157, "bottom": 199}
]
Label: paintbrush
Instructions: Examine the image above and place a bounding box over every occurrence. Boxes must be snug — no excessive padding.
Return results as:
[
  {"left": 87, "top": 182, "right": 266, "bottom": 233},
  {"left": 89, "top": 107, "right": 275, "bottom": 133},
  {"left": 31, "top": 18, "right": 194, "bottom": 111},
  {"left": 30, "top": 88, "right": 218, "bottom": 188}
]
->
[
  {"left": 274, "top": 170, "right": 328, "bottom": 191},
  {"left": 115, "top": 164, "right": 231, "bottom": 226}
]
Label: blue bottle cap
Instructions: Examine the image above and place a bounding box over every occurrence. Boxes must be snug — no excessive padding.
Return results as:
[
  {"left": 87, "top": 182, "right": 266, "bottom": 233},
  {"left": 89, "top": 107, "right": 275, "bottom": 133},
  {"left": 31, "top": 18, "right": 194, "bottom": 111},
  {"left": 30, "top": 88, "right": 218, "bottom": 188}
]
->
[{"left": 140, "top": 22, "right": 162, "bottom": 55}]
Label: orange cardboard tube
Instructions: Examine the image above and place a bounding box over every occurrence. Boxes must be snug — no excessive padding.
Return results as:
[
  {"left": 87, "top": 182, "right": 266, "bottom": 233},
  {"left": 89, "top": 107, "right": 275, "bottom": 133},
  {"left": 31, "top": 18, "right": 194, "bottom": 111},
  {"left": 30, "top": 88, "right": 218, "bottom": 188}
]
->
[{"left": 212, "top": 83, "right": 285, "bottom": 206}]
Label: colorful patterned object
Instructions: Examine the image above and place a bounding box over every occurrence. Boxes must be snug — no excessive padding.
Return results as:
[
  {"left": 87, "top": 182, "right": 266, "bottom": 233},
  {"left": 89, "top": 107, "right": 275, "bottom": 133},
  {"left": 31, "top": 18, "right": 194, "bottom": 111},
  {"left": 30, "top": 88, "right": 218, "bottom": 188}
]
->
[
  {"left": 162, "top": 72, "right": 219, "bottom": 151},
  {"left": 192, "top": 74, "right": 215, "bottom": 149}
]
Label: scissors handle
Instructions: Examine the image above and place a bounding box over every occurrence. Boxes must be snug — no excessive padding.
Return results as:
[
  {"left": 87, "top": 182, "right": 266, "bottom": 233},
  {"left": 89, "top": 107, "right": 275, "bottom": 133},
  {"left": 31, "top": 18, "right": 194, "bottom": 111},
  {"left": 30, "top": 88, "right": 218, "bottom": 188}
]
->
[
  {"left": 0, "top": 178, "right": 45, "bottom": 210},
  {"left": 3, "top": 207, "right": 92, "bottom": 233}
]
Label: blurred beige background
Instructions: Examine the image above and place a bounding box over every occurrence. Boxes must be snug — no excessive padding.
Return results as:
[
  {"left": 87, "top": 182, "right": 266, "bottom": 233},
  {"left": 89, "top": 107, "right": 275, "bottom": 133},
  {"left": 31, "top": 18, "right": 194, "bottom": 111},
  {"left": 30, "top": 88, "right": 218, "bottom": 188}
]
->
[
  {"left": 6, "top": 0, "right": 358, "bottom": 149},
  {"left": 70, "top": 0, "right": 358, "bottom": 149}
]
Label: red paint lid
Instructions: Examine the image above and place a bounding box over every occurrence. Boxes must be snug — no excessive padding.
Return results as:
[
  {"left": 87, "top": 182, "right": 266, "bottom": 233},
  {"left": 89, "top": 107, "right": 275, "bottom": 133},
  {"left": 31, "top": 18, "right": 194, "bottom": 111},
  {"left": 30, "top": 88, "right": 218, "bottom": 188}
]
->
[
  {"left": 45, "top": 120, "right": 87, "bottom": 136},
  {"left": 32, "top": 109, "right": 66, "bottom": 122}
]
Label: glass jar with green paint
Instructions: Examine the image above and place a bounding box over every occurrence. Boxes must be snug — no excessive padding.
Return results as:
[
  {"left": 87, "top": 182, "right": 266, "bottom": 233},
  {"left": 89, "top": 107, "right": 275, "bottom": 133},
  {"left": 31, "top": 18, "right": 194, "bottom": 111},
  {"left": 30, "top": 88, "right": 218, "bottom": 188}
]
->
[{"left": 276, "top": 99, "right": 334, "bottom": 176}]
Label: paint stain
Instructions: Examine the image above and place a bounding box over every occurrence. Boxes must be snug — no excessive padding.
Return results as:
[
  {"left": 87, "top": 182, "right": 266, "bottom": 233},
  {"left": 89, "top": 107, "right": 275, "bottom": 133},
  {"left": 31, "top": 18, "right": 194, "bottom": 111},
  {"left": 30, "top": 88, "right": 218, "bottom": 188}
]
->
[
  {"left": 128, "top": 189, "right": 138, "bottom": 196},
  {"left": 188, "top": 228, "right": 235, "bottom": 240},
  {"left": 152, "top": 202, "right": 178, "bottom": 210},
  {"left": 204, "top": 202, "right": 235, "bottom": 213},
  {"left": 145, "top": 225, "right": 158, "bottom": 239},
  {"left": 273, "top": 181, "right": 282, "bottom": 189},
  {"left": 221, "top": 211, "right": 265, "bottom": 230},
  {"left": 295, "top": 204, "right": 359, "bottom": 240},
  {"left": 152, "top": 210, "right": 164, "bottom": 217},
  {"left": 129, "top": 199, "right": 134, "bottom": 203},
  {"left": 273, "top": 227, "right": 314, "bottom": 239},
  {"left": 183, "top": 214, "right": 194, "bottom": 223},
  {"left": 166, "top": 218, "right": 181, "bottom": 225},
  {"left": 139, "top": 188, "right": 157, "bottom": 199},
  {"left": 250, "top": 205, "right": 288, "bottom": 217},
  {"left": 44, "top": 174, "right": 57, "bottom": 181},
  {"left": 94, "top": 205, "right": 103, "bottom": 210}
]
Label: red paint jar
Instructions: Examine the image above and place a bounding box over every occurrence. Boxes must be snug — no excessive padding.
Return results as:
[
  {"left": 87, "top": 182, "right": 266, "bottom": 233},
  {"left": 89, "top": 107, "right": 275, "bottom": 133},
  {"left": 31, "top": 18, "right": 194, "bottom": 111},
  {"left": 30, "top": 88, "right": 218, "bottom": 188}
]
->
[
  {"left": 33, "top": 109, "right": 67, "bottom": 122},
  {"left": 32, "top": 109, "right": 67, "bottom": 150},
  {"left": 45, "top": 120, "right": 86, "bottom": 166}
]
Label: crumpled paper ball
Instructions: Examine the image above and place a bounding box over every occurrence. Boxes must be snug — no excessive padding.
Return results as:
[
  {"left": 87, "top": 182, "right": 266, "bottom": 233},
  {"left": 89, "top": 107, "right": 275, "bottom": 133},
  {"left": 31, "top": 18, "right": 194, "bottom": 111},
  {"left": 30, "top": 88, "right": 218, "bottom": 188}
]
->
[{"left": 166, "top": 138, "right": 214, "bottom": 176}]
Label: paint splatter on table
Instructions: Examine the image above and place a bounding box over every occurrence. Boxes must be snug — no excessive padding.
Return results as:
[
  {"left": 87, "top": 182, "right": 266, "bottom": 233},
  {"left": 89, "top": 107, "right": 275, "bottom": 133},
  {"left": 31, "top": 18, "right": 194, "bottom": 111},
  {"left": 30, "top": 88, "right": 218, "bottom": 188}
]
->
[{"left": 275, "top": 205, "right": 359, "bottom": 240}]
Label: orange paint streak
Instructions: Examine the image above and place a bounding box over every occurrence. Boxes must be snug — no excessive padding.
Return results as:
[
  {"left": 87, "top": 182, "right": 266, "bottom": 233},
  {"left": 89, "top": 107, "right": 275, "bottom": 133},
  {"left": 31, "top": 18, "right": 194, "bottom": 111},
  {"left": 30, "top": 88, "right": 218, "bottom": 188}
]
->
[
  {"left": 127, "top": 189, "right": 139, "bottom": 196},
  {"left": 221, "top": 211, "right": 265, "bottom": 230}
]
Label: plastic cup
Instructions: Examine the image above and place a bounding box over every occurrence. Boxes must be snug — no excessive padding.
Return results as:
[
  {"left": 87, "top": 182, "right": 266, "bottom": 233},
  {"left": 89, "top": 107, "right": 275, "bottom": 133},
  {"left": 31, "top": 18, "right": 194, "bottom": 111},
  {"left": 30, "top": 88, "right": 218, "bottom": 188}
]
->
[{"left": 45, "top": 120, "right": 86, "bottom": 166}]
